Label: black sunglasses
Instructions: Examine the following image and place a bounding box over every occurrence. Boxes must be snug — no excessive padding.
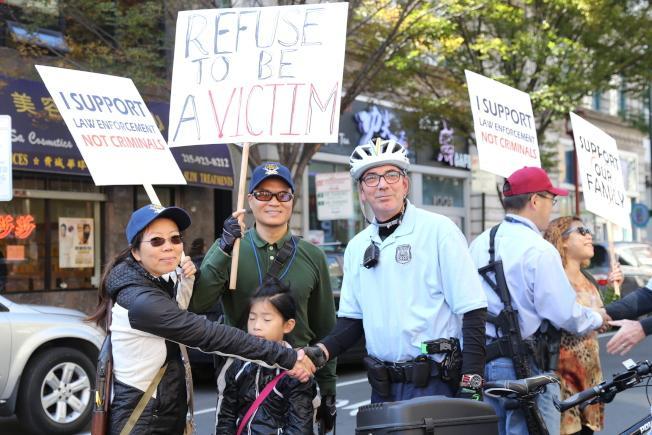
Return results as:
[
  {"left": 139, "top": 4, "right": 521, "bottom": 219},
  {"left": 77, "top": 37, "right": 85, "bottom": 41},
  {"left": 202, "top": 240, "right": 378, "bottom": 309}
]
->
[
  {"left": 562, "top": 226, "right": 592, "bottom": 237},
  {"left": 252, "top": 190, "right": 294, "bottom": 202},
  {"left": 142, "top": 235, "right": 183, "bottom": 247}
]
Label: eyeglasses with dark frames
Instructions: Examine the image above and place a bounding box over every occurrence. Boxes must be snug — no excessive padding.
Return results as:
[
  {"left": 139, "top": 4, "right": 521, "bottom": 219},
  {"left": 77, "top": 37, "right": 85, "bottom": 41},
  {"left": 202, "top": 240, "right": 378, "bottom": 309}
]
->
[
  {"left": 361, "top": 170, "right": 404, "bottom": 187},
  {"left": 536, "top": 193, "right": 558, "bottom": 206},
  {"left": 562, "top": 226, "right": 592, "bottom": 238},
  {"left": 142, "top": 235, "right": 183, "bottom": 247},
  {"left": 252, "top": 190, "right": 294, "bottom": 202}
]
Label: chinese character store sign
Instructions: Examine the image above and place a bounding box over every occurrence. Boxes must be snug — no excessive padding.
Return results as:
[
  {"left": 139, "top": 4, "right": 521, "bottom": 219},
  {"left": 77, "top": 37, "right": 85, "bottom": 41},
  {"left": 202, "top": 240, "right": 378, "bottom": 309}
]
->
[
  {"left": 354, "top": 105, "right": 408, "bottom": 146},
  {"left": 0, "top": 214, "right": 36, "bottom": 239}
]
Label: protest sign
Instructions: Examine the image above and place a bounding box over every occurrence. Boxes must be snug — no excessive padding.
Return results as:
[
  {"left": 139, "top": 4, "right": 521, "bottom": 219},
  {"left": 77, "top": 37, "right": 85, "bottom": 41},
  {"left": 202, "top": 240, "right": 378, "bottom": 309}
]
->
[
  {"left": 465, "top": 70, "right": 540, "bottom": 178},
  {"left": 169, "top": 3, "right": 348, "bottom": 146},
  {"left": 569, "top": 112, "right": 629, "bottom": 228},
  {"left": 35, "top": 65, "right": 186, "bottom": 186},
  {"left": 316, "top": 172, "right": 354, "bottom": 220}
]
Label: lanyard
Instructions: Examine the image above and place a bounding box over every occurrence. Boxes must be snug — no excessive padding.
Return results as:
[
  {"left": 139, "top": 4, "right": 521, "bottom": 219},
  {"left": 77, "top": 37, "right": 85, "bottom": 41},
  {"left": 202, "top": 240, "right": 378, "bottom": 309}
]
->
[{"left": 248, "top": 232, "right": 298, "bottom": 286}]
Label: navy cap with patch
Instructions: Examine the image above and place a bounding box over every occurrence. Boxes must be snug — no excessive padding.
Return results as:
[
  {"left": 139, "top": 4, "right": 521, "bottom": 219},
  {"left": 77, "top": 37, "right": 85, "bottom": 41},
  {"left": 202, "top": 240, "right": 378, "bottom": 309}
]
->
[
  {"left": 248, "top": 162, "right": 294, "bottom": 193},
  {"left": 125, "top": 204, "right": 191, "bottom": 245}
]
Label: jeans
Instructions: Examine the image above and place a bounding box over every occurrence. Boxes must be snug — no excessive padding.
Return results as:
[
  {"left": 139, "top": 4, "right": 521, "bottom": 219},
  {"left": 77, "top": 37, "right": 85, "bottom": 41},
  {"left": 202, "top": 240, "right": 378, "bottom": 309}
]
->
[{"left": 484, "top": 357, "right": 561, "bottom": 435}]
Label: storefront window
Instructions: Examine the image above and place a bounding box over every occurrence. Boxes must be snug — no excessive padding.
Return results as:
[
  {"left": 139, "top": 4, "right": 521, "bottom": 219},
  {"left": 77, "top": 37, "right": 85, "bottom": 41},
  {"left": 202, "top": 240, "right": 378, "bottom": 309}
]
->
[
  {"left": 0, "top": 198, "right": 45, "bottom": 292},
  {"left": 308, "top": 162, "right": 365, "bottom": 246},
  {"left": 422, "top": 175, "right": 465, "bottom": 208},
  {"left": 0, "top": 175, "right": 101, "bottom": 293},
  {"left": 51, "top": 200, "right": 96, "bottom": 291}
]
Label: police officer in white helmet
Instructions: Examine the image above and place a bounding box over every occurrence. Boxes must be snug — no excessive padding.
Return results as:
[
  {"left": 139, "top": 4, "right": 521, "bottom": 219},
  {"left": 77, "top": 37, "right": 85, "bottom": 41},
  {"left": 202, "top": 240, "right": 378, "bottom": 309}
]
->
[{"left": 304, "top": 138, "right": 489, "bottom": 403}]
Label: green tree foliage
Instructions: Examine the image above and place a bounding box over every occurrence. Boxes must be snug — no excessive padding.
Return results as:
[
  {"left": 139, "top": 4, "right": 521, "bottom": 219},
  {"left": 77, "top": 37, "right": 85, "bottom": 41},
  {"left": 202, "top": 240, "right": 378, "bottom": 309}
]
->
[
  {"left": 404, "top": 0, "right": 652, "bottom": 149},
  {"left": 13, "top": 0, "right": 170, "bottom": 88}
]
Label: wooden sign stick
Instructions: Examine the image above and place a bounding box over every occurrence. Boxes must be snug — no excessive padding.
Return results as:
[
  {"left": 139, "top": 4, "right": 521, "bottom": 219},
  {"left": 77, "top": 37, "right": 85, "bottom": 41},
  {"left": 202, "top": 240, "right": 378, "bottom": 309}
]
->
[
  {"left": 606, "top": 222, "right": 621, "bottom": 297},
  {"left": 229, "top": 143, "right": 251, "bottom": 290}
]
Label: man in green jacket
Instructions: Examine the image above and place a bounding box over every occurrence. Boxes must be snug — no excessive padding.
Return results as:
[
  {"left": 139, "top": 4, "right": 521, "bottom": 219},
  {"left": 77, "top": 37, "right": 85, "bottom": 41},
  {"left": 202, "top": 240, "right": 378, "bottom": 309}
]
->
[{"left": 189, "top": 162, "right": 338, "bottom": 432}]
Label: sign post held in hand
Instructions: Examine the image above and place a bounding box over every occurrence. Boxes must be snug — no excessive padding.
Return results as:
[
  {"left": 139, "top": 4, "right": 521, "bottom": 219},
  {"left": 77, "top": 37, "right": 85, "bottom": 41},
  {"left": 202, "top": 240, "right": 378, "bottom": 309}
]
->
[
  {"left": 169, "top": 3, "right": 349, "bottom": 290},
  {"left": 570, "top": 112, "right": 629, "bottom": 296},
  {"left": 465, "top": 70, "right": 541, "bottom": 178}
]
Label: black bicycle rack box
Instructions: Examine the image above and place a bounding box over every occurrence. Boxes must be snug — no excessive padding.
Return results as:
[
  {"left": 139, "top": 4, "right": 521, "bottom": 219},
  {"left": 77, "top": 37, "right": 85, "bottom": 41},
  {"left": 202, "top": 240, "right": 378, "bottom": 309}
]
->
[{"left": 355, "top": 396, "right": 499, "bottom": 434}]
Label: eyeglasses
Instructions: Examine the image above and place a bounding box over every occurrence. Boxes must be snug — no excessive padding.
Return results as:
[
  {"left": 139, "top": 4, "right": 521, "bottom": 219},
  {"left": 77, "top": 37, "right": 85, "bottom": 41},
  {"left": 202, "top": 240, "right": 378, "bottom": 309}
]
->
[
  {"left": 536, "top": 193, "right": 558, "bottom": 206},
  {"left": 142, "top": 235, "right": 183, "bottom": 247},
  {"left": 562, "top": 226, "right": 592, "bottom": 237},
  {"left": 361, "top": 170, "right": 404, "bottom": 187},
  {"left": 252, "top": 190, "right": 294, "bottom": 202}
]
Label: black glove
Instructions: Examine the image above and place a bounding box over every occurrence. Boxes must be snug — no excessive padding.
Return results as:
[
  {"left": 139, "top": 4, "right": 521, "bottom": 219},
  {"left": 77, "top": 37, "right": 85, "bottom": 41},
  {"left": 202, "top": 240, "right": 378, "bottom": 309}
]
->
[
  {"left": 218, "top": 215, "right": 242, "bottom": 254},
  {"left": 303, "top": 345, "right": 328, "bottom": 369},
  {"left": 316, "top": 394, "right": 336, "bottom": 433},
  {"left": 455, "top": 387, "right": 483, "bottom": 401}
]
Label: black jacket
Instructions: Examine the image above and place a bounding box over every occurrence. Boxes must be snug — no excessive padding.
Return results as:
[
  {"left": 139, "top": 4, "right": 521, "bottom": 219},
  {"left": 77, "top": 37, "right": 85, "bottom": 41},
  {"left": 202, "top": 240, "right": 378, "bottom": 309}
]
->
[
  {"left": 606, "top": 285, "right": 652, "bottom": 335},
  {"left": 106, "top": 256, "right": 297, "bottom": 435},
  {"left": 216, "top": 358, "right": 316, "bottom": 435}
]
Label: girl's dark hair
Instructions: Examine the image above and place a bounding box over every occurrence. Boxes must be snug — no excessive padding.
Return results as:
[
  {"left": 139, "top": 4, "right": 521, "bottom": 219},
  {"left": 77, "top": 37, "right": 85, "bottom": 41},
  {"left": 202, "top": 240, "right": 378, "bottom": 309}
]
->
[
  {"left": 85, "top": 230, "right": 145, "bottom": 329},
  {"left": 250, "top": 276, "right": 296, "bottom": 322}
]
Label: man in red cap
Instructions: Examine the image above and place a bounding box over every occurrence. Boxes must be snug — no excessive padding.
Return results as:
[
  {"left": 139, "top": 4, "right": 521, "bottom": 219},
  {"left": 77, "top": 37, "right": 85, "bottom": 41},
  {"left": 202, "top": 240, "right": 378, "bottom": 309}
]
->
[{"left": 469, "top": 166, "right": 607, "bottom": 435}]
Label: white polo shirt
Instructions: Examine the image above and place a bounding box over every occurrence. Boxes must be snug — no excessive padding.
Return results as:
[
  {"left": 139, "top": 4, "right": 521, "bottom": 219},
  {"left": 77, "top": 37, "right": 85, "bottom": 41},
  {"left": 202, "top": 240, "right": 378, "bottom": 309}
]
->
[
  {"left": 469, "top": 214, "right": 602, "bottom": 339},
  {"left": 338, "top": 202, "right": 487, "bottom": 362}
]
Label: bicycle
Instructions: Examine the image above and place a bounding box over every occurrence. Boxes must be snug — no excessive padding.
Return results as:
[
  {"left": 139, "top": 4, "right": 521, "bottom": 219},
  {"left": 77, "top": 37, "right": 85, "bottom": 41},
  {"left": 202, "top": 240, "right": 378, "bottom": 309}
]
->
[
  {"left": 556, "top": 359, "right": 652, "bottom": 435},
  {"left": 484, "top": 373, "right": 560, "bottom": 435}
]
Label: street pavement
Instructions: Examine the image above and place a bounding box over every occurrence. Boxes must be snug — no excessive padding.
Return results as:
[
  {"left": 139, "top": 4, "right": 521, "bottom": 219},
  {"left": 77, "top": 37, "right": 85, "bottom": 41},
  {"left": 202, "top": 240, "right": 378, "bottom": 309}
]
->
[{"left": 1, "top": 333, "right": 651, "bottom": 434}]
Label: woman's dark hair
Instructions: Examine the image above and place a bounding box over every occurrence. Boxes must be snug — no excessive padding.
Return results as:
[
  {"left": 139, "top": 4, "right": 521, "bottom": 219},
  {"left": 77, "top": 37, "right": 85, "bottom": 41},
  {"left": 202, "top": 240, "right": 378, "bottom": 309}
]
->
[
  {"left": 85, "top": 230, "right": 145, "bottom": 329},
  {"left": 543, "top": 216, "right": 588, "bottom": 268},
  {"left": 250, "top": 276, "right": 296, "bottom": 322}
]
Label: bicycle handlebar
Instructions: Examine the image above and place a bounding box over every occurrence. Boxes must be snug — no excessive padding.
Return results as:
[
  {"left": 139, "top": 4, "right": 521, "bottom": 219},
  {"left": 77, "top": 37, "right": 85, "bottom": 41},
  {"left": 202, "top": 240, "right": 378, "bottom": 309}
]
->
[{"left": 557, "top": 360, "right": 652, "bottom": 412}]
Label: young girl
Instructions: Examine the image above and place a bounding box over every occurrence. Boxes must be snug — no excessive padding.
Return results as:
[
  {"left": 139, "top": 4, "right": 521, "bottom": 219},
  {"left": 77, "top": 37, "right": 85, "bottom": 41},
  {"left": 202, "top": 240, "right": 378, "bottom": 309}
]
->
[{"left": 215, "top": 277, "right": 318, "bottom": 434}]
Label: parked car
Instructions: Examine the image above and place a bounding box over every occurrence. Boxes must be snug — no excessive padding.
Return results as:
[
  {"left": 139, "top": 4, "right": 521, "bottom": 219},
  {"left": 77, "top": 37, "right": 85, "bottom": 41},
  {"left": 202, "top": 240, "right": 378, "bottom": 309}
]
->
[
  {"left": 587, "top": 241, "right": 652, "bottom": 298},
  {"left": 0, "top": 295, "right": 104, "bottom": 434}
]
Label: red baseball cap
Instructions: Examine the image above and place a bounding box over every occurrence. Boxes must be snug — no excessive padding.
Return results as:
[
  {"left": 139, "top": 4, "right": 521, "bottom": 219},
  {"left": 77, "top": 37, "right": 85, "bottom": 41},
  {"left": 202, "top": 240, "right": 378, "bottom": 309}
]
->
[{"left": 503, "top": 167, "right": 568, "bottom": 197}]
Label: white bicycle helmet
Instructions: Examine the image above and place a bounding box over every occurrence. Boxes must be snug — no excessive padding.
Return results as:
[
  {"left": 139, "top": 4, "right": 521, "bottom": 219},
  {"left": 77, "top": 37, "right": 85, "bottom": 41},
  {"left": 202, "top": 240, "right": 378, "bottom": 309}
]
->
[{"left": 349, "top": 138, "right": 410, "bottom": 180}]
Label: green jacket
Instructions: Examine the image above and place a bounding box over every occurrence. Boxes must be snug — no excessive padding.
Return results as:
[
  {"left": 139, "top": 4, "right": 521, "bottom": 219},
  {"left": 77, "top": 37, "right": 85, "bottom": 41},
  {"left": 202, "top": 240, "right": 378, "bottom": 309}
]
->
[{"left": 189, "top": 228, "right": 338, "bottom": 395}]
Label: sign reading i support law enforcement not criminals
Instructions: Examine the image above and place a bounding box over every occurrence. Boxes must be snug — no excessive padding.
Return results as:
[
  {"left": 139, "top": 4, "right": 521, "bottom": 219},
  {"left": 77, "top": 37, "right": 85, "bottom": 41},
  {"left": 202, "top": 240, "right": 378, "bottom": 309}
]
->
[
  {"left": 36, "top": 65, "right": 186, "bottom": 186},
  {"left": 465, "top": 70, "right": 541, "bottom": 178}
]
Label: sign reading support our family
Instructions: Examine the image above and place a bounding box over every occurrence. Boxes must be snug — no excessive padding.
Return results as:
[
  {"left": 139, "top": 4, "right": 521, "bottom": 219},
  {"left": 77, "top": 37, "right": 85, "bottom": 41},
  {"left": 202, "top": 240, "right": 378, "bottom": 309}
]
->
[
  {"left": 169, "top": 3, "right": 348, "bottom": 146},
  {"left": 569, "top": 112, "right": 629, "bottom": 228},
  {"left": 35, "top": 65, "right": 186, "bottom": 186},
  {"left": 465, "top": 70, "right": 540, "bottom": 178}
]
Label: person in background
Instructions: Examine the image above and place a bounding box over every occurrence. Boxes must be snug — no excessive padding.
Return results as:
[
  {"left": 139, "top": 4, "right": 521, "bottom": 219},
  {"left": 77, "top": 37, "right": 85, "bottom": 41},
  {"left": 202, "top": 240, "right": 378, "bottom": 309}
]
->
[
  {"left": 602, "top": 280, "right": 652, "bottom": 355},
  {"left": 469, "top": 167, "right": 608, "bottom": 435},
  {"left": 190, "top": 162, "right": 338, "bottom": 433},
  {"left": 216, "top": 277, "right": 316, "bottom": 434},
  {"left": 544, "top": 216, "right": 623, "bottom": 435},
  {"left": 189, "top": 238, "right": 206, "bottom": 269},
  {"left": 86, "top": 204, "right": 315, "bottom": 434}
]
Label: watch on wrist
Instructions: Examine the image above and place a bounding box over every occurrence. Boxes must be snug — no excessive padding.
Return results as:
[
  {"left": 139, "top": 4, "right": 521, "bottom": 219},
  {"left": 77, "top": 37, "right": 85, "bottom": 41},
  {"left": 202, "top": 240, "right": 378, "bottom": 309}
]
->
[{"left": 460, "top": 374, "right": 484, "bottom": 389}]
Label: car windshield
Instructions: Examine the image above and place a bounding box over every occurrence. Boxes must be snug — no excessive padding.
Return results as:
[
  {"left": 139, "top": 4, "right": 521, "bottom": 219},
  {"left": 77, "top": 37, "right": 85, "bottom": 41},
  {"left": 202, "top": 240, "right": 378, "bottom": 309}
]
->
[
  {"left": 619, "top": 245, "right": 652, "bottom": 267},
  {"left": 326, "top": 254, "right": 343, "bottom": 291}
]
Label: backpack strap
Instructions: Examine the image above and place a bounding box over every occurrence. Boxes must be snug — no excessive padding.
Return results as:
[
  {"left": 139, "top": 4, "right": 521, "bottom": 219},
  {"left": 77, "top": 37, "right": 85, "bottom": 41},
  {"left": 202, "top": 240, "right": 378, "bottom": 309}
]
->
[{"left": 236, "top": 372, "right": 288, "bottom": 435}]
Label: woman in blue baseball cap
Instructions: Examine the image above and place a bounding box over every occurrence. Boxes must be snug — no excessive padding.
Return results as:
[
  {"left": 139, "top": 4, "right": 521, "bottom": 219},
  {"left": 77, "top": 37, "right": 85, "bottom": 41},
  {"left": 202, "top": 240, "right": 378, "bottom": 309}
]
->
[{"left": 87, "top": 204, "right": 315, "bottom": 435}]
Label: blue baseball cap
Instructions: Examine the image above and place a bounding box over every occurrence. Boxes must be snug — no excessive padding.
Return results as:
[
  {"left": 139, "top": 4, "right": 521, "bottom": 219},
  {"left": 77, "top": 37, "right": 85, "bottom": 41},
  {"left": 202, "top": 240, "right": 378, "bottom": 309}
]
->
[
  {"left": 126, "top": 204, "right": 191, "bottom": 244},
  {"left": 248, "top": 162, "right": 294, "bottom": 193}
]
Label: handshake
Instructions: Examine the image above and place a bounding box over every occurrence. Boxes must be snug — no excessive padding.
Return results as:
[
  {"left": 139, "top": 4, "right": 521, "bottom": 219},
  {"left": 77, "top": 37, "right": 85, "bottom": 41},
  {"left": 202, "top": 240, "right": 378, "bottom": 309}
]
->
[{"left": 287, "top": 345, "right": 329, "bottom": 382}]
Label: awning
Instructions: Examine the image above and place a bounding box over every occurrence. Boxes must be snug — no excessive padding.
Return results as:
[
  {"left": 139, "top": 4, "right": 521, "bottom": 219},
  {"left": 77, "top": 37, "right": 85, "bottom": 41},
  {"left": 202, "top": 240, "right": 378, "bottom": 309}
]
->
[{"left": 0, "top": 74, "right": 233, "bottom": 189}]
